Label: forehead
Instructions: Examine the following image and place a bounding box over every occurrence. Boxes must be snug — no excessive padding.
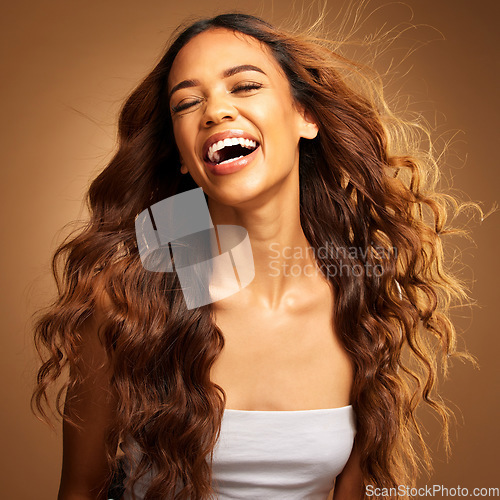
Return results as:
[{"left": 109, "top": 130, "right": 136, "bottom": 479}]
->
[{"left": 168, "top": 28, "right": 284, "bottom": 88}]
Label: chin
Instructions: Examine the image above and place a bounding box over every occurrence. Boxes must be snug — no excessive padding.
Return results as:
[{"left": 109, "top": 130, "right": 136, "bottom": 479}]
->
[{"left": 208, "top": 186, "right": 261, "bottom": 208}]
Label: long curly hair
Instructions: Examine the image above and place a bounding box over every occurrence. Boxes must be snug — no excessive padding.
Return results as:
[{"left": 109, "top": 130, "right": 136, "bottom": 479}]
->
[{"left": 32, "top": 12, "right": 480, "bottom": 500}]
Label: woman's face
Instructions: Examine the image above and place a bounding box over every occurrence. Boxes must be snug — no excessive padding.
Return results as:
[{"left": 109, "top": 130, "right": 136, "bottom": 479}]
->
[{"left": 168, "top": 28, "right": 318, "bottom": 206}]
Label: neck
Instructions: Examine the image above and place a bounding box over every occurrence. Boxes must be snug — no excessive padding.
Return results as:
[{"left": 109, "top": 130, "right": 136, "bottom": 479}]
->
[{"left": 206, "top": 167, "right": 322, "bottom": 311}]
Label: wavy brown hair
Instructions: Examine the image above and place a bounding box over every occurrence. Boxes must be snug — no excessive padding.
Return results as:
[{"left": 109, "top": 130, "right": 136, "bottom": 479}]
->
[{"left": 32, "top": 12, "right": 481, "bottom": 500}]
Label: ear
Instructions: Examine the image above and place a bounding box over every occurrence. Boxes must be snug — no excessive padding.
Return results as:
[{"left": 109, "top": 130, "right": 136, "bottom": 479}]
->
[
  {"left": 296, "top": 105, "right": 319, "bottom": 140},
  {"left": 178, "top": 152, "right": 188, "bottom": 174}
]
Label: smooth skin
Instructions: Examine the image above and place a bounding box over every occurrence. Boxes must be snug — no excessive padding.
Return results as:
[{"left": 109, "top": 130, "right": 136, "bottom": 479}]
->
[{"left": 59, "top": 28, "right": 363, "bottom": 499}]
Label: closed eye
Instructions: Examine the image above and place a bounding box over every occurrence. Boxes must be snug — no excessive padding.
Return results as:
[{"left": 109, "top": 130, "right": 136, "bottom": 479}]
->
[
  {"left": 171, "top": 83, "right": 263, "bottom": 114},
  {"left": 231, "top": 82, "right": 263, "bottom": 93},
  {"left": 171, "top": 98, "right": 202, "bottom": 113}
]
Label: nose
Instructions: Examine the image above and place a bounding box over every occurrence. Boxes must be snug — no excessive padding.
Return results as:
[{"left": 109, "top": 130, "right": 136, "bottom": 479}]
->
[{"left": 202, "top": 92, "right": 237, "bottom": 127}]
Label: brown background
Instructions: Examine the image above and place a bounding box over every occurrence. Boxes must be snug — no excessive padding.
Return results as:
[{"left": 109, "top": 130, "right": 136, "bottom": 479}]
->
[{"left": 1, "top": 1, "right": 498, "bottom": 498}]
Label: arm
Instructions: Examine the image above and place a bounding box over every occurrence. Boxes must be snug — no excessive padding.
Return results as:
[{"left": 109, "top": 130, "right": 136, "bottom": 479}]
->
[
  {"left": 58, "top": 298, "right": 119, "bottom": 500},
  {"left": 332, "top": 439, "right": 364, "bottom": 500}
]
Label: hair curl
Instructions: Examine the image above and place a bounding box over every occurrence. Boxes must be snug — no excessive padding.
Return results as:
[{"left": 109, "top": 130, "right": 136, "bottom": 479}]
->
[{"left": 32, "top": 11, "right": 481, "bottom": 500}]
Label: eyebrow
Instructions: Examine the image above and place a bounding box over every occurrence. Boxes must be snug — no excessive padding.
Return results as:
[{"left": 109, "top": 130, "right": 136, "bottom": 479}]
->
[{"left": 169, "top": 64, "right": 266, "bottom": 99}]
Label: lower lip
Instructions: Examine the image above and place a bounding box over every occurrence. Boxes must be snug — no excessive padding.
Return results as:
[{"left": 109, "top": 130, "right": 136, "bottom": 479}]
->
[{"left": 205, "top": 146, "right": 260, "bottom": 175}]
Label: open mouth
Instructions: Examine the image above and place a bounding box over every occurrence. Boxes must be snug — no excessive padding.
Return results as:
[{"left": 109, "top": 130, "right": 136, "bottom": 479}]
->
[{"left": 205, "top": 137, "right": 259, "bottom": 165}]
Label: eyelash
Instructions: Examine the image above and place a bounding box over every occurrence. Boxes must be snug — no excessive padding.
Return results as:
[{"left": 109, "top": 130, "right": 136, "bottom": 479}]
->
[
  {"left": 171, "top": 82, "right": 263, "bottom": 113},
  {"left": 233, "top": 82, "right": 263, "bottom": 93}
]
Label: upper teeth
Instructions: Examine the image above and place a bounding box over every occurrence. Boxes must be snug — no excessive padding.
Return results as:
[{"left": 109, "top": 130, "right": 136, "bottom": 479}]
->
[{"left": 207, "top": 137, "right": 257, "bottom": 163}]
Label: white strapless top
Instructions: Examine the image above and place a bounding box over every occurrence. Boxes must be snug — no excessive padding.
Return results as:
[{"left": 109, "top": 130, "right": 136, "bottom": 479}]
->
[{"left": 122, "top": 405, "right": 356, "bottom": 500}]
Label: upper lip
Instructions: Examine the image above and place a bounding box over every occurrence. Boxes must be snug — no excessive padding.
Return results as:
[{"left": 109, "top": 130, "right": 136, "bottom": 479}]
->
[{"left": 202, "top": 129, "right": 260, "bottom": 162}]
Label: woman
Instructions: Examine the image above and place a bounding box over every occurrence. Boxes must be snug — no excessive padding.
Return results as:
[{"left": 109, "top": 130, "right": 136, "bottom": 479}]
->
[{"left": 32, "top": 12, "right": 476, "bottom": 500}]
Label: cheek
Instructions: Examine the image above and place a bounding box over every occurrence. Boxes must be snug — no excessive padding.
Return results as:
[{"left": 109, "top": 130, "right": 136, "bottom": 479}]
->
[
  {"left": 173, "top": 123, "right": 193, "bottom": 157},
  {"left": 265, "top": 98, "right": 303, "bottom": 147},
  {"left": 252, "top": 98, "right": 294, "bottom": 137}
]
